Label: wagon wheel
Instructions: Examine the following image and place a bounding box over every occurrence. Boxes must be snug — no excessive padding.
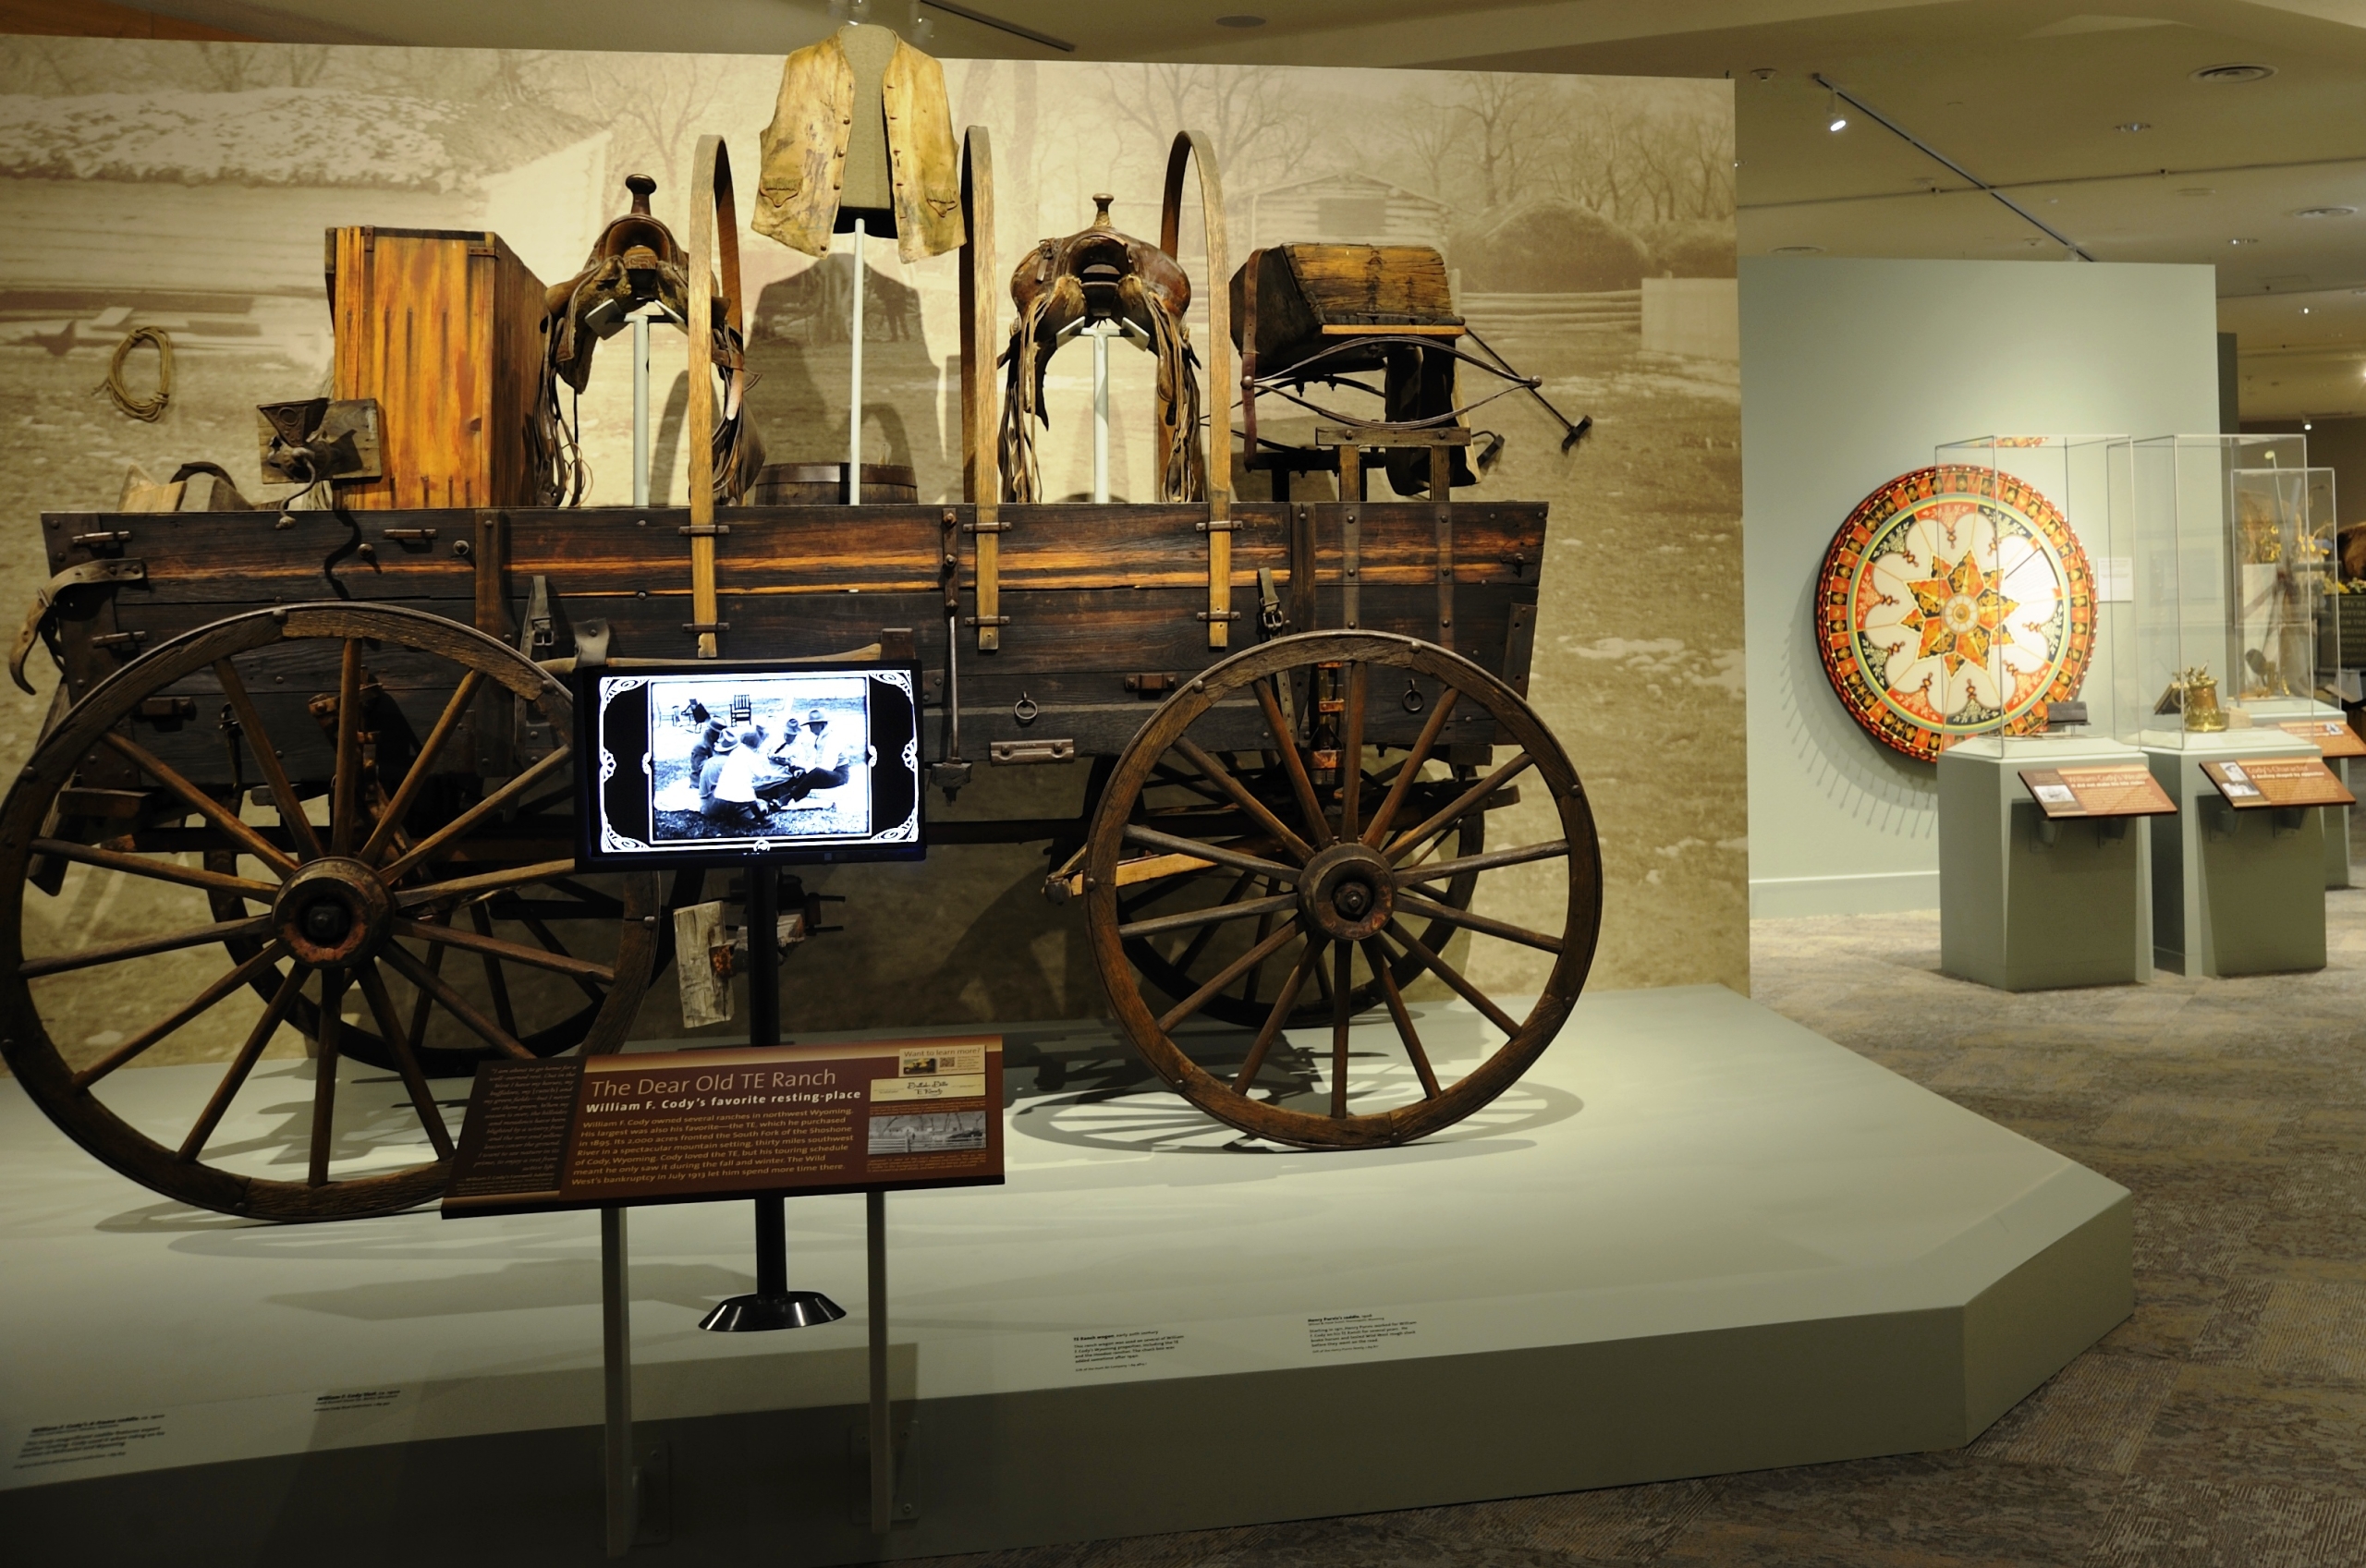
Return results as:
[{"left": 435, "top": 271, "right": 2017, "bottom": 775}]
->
[
  {"left": 1085, "top": 629, "right": 1601, "bottom": 1149},
  {"left": 1119, "top": 777, "right": 1483, "bottom": 1030},
  {"left": 0, "top": 603, "right": 658, "bottom": 1222}
]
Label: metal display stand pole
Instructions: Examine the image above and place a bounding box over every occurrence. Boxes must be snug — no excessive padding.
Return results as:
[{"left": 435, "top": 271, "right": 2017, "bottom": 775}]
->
[
  {"left": 602, "top": 1207, "right": 637, "bottom": 1557},
  {"left": 867, "top": 1190, "right": 894, "bottom": 1533},
  {"left": 700, "top": 867, "right": 846, "bottom": 1332},
  {"left": 631, "top": 308, "right": 652, "bottom": 507}
]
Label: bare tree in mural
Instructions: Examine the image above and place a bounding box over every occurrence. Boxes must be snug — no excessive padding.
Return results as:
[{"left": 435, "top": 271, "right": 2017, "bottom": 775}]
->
[
  {"left": 1100, "top": 63, "right": 1319, "bottom": 206},
  {"left": 551, "top": 51, "right": 772, "bottom": 233},
  {"left": 1391, "top": 88, "right": 1471, "bottom": 205},
  {"left": 1452, "top": 72, "right": 1570, "bottom": 212}
]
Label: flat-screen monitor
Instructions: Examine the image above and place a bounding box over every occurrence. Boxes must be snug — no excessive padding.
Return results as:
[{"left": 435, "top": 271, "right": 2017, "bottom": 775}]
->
[{"left": 575, "top": 661, "right": 923, "bottom": 868}]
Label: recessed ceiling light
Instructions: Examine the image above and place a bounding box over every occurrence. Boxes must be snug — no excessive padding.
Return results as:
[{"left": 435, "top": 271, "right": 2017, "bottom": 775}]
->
[
  {"left": 2192, "top": 63, "right": 2276, "bottom": 84},
  {"left": 2230, "top": 237, "right": 2259, "bottom": 245},
  {"left": 2293, "top": 206, "right": 2359, "bottom": 219},
  {"left": 2116, "top": 121, "right": 2151, "bottom": 132},
  {"left": 1751, "top": 67, "right": 1776, "bottom": 80},
  {"left": 1772, "top": 245, "right": 1824, "bottom": 255},
  {"left": 1215, "top": 13, "right": 1265, "bottom": 26}
]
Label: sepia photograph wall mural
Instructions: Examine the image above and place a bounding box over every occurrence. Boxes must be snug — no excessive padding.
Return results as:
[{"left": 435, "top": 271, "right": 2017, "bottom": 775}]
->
[{"left": 0, "top": 37, "right": 1740, "bottom": 1063}]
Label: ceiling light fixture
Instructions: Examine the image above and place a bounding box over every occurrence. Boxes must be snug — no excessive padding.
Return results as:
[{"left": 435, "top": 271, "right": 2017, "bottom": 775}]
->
[
  {"left": 1810, "top": 71, "right": 2094, "bottom": 261},
  {"left": 2294, "top": 206, "right": 2359, "bottom": 219},
  {"left": 2116, "top": 121, "right": 2151, "bottom": 132},
  {"left": 2230, "top": 237, "right": 2259, "bottom": 245},
  {"left": 2191, "top": 63, "right": 2276, "bottom": 84}
]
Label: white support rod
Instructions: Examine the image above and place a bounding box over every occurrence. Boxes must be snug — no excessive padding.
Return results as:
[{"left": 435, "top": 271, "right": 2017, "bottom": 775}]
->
[
  {"left": 849, "top": 219, "right": 867, "bottom": 504},
  {"left": 1092, "top": 322, "right": 1112, "bottom": 504},
  {"left": 631, "top": 314, "right": 651, "bottom": 508}
]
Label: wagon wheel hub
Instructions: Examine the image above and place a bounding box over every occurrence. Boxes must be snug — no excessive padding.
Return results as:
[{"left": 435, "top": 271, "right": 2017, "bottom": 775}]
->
[
  {"left": 272, "top": 856, "right": 392, "bottom": 969},
  {"left": 1299, "top": 842, "right": 1393, "bottom": 943}
]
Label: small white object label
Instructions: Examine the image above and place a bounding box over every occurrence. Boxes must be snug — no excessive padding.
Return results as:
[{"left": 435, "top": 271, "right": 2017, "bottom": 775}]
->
[
  {"left": 12, "top": 1414, "right": 167, "bottom": 1472},
  {"left": 1308, "top": 1313, "right": 1420, "bottom": 1355},
  {"left": 2032, "top": 784, "right": 2077, "bottom": 806},
  {"left": 1071, "top": 1330, "right": 1184, "bottom": 1372},
  {"left": 2096, "top": 557, "right": 2133, "bottom": 604}
]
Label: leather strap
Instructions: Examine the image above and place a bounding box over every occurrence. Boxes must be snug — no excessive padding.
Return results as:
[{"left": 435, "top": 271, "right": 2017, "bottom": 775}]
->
[{"left": 10, "top": 558, "right": 144, "bottom": 694}]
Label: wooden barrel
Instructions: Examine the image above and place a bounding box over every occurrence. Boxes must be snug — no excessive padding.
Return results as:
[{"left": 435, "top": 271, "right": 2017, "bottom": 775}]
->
[{"left": 748, "top": 462, "right": 919, "bottom": 505}]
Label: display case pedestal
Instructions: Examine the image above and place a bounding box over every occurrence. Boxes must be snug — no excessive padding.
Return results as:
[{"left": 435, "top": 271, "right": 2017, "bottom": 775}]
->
[
  {"left": 1939, "top": 735, "right": 2153, "bottom": 991},
  {"left": 2143, "top": 728, "right": 2326, "bottom": 978},
  {"left": 2238, "top": 699, "right": 2354, "bottom": 889}
]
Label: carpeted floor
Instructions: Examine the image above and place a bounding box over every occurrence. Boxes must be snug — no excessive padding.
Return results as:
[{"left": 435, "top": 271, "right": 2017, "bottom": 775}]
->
[{"left": 925, "top": 892, "right": 2366, "bottom": 1567}]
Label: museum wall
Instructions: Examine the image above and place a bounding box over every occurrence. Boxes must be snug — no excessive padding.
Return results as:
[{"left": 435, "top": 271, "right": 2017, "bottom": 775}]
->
[
  {"left": 1740, "top": 255, "right": 2221, "bottom": 917},
  {"left": 0, "top": 38, "right": 1743, "bottom": 1062}
]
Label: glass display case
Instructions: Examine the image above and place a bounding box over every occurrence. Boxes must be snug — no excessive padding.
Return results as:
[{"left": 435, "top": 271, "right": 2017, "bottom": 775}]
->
[
  {"left": 1920, "top": 433, "right": 2137, "bottom": 753},
  {"left": 2131, "top": 432, "right": 2337, "bottom": 746}
]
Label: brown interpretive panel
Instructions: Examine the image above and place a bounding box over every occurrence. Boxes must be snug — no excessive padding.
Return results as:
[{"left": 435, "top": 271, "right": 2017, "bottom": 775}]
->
[
  {"left": 442, "top": 1037, "right": 1003, "bottom": 1217},
  {"left": 2018, "top": 765, "right": 2177, "bottom": 820},
  {"left": 2274, "top": 718, "right": 2366, "bottom": 759},
  {"left": 2201, "top": 758, "right": 2359, "bottom": 810}
]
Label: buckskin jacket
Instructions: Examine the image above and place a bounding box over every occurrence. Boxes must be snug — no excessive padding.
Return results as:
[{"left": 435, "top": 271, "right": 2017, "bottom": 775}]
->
[{"left": 754, "top": 32, "right": 965, "bottom": 264}]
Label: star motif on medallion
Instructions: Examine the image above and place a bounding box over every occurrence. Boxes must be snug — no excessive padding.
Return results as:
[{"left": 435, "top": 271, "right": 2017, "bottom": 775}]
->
[{"left": 1900, "top": 553, "right": 2018, "bottom": 675}]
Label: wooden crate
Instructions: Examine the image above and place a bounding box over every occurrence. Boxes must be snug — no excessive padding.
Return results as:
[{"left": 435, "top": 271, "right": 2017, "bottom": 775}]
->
[{"left": 326, "top": 226, "right": 545, "bottom": 510}]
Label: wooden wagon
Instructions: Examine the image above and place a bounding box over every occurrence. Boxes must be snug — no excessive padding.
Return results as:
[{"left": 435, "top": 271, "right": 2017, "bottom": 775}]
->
[{"left": 0, "top": 135, "right": 1602, "bottom": 1222}]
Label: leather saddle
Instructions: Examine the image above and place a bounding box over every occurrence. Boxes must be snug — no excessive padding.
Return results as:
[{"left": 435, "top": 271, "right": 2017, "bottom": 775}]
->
[
  {"left": 538, "top": 174, "right": 763, "bottom": 504},
  {"left": 999, "top": 194, "right": 1202, "bottom": 504}
]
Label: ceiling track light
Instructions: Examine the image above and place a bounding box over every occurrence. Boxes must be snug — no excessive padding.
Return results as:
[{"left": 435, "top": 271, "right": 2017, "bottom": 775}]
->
[
  {"left": 1825, "top": 91, "right": 1848, "bottom": 132},
  {"left": 1810, "top": 72, "right": 2095, "bottom": 261}
]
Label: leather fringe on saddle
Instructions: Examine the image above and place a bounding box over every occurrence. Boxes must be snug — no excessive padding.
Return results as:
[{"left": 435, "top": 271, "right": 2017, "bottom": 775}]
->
[
  {"left": 535, "top": 175, "right": 764, "bottom": 506},
  {"left": 997, "top": 196, "right": 1204, "bottom": 504}
]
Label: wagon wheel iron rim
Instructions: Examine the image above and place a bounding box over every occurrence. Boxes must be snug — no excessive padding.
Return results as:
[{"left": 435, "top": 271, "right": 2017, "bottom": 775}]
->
[
  {"left": 1084, "top": 629, "right": 1601, "bottom": 1150},
  {"left": 0, "top": 603, "right": 658, "bottom": 1222}
]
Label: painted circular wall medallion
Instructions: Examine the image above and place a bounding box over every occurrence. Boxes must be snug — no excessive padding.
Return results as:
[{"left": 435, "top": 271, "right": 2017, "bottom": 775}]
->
[{"left": 1816, "top": 464, "right": 2094, "bottom": 760}]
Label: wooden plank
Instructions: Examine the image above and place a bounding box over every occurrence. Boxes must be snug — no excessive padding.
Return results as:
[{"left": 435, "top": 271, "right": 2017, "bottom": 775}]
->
[{"left": 329, "top": 228, "right": 546, "bottom": 510}]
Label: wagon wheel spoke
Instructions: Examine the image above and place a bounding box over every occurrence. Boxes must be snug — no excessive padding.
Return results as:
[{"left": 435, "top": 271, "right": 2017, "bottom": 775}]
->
[
  {"left": 71, "top": 942, "right": 289, "bottom": 1089},
  {"left": 351, "top": 960, "right": 456, "bottom": 1159},
  {"left": 1117, "top": 890, "right": 1296, "bottom": 943},
  {"left": 1329, "top": 939, "right": 1353, "bottom": 1119},
  {"left": 1396, "top": 838, "right": 1570, "bottom": 887},
  {"left": 1337, "top": 662, "right": 1367, "bottom": 841},
  {"left": 1232, "top": 939, "right": 1322, "bottom": 1093},
  {"left": 1379, "top": 918, "right": 1522, "bottom": 1038},
  {"left": 1170, "top": 736, "right": 1316, "bottom": 864},
  {"left": 396, "top": 914, "right": 617, "bottom": 984},
  {"left": 394, "top": 857, "right": 581, "bottom": 910},
  {"left": 329, "top": 638, "right": 365, "bottom": 857},
  {"left": 30, "top": 837, "right": 276, "bottom": 897},
  {"left": 1167, "top": 873, "right": 1260, "bottom": 971},
  {"left": 100, "top": 731, "right": 298, "bottom": 878},
  {"left": 1239, "top": 909, "right": 1279, "bottom": 1003},
  {"left": 309, "top": 970, "right": 348, "bottom": 1185},
  {"left": 1384, "top": 751, "right": 1534, "bottom": 865},
  {"left": 402, "top": 918, "right": 451, "bottom": 1063},
  {"left": 1396, "top": 890, "right": 1565, "bottom": 954},
  {"left": 1361, "top": 686, "right": 1460, "bottom": 847},
  {"left": 360, "top": 670, "right": 485, "bottom": 866},
  {"left": 514, "top": 909, "right": 607, "bottom": 1003},
  {"left": 381, "top": 748, "right": 570, "bottom": 884},
  {"left": 1155, "top": 918, "right": 1303, "bottom": 1034},
  {"left": 464, "top": 903, "right": 521, "bottom": 1040},
  {"left": 19, "top": 912, "right": 274, "bottom": 979},
  {"left": 179, "top": 962, "right": 307, "bottom": 1161},
  {"left": 380, "top": 941, "right": 535, "bottom": 1060},
  {"left": 1121, "top": 825, "right": 1297, "bottom": 885},
  {"left": 213, "top": 657, "right": 324, "bottom": 862},
  {"left": 1252, "top": 677, "right": 1334, "bottom": 850},
  {"left": 1147, "top": 763, "right": 1230, "bottom": 806},
  {"left": 1362, "top": 936, "right": 1440, "bottom": 1098}
]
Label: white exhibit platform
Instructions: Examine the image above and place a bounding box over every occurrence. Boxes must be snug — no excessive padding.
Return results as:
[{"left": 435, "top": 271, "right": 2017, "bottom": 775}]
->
[{"left": 0, "top": 985, "right": 2130, "bottom": 1563}]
